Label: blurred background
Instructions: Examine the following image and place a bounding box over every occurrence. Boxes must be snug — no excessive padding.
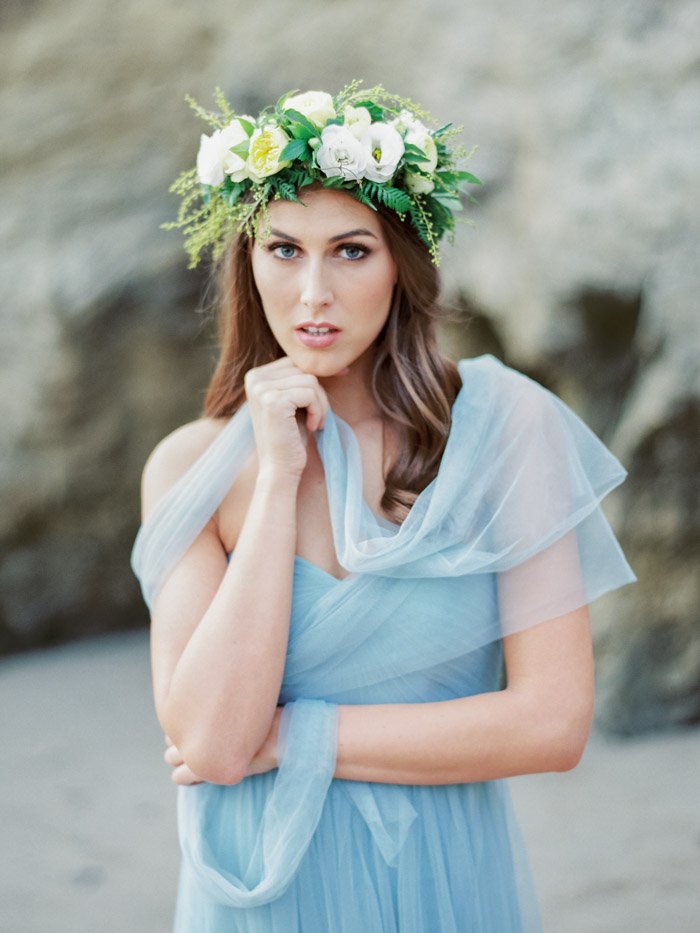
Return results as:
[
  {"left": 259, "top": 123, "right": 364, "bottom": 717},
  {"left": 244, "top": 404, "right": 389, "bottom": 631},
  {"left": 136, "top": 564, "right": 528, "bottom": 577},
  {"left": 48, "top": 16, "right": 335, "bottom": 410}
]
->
[{"left": 1, "top": 0, "right": 698, "bottom": 930}]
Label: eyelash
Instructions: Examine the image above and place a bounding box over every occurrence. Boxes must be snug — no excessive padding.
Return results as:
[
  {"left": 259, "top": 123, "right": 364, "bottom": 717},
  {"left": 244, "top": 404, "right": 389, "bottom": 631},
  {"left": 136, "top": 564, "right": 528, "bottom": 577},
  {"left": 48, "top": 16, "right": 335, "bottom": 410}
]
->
[{"left": 267, "top": 242, "right": 371, "bottom": 261}]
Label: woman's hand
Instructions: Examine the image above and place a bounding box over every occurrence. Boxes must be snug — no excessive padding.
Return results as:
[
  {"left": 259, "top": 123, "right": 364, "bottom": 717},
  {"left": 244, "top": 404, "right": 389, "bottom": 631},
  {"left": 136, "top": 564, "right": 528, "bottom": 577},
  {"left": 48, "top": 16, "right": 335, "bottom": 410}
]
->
[
  {"left": 164, "top": 735, "right": 206, "bottom": 785},
  {"left": 244, "top": 358, "right": 329, "bottom": 479}
]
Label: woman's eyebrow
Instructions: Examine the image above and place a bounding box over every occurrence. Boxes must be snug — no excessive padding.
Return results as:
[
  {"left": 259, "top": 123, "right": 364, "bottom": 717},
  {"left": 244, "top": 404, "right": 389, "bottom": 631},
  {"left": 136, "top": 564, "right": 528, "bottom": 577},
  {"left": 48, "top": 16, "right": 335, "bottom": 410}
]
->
[
  {"left": 269, "top": 228, "right": 301, "bottom": 243},
  {"left": 268, "top": 227, "right": 378, "bottom": 244},
  {"left": 329, "top": 229, "right": 378, "bottom": 242}
]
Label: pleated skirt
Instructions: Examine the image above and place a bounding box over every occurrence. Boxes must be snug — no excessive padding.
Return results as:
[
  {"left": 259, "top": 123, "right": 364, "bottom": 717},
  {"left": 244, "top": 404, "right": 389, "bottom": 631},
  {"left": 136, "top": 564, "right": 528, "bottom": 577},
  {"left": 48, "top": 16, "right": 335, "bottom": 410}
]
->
[{"left": 173, "top": 774, "right": 541, "bottom": 932}]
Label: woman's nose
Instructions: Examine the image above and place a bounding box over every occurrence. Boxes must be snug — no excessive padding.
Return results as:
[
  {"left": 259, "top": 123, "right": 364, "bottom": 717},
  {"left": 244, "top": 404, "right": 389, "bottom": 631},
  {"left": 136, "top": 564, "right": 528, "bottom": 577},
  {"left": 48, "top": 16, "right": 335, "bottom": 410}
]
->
[{"left": 300, "top": 259, "right": 333, "bottom": 310}]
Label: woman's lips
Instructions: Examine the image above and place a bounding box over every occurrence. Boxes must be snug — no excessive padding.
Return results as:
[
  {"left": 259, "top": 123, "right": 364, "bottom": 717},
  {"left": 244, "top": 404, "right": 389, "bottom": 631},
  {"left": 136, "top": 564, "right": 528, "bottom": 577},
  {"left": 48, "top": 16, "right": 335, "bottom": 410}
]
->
[{"left": 296, "top": 322, "right": 341, "bottom": 349}]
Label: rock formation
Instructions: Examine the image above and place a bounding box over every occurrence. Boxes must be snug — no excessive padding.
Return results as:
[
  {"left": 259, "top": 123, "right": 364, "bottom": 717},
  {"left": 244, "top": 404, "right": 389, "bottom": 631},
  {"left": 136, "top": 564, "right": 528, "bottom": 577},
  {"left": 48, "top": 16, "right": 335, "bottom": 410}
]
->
[{"left": 1, "top": 0, "right": 698, "bottom": 732}]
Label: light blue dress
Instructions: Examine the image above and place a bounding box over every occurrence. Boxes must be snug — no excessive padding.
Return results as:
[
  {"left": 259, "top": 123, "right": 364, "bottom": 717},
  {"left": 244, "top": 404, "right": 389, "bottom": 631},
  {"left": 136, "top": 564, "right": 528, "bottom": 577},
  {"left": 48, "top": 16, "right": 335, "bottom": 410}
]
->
[{"left": 132, "top": 355, "right": 635, "bottom": 932}]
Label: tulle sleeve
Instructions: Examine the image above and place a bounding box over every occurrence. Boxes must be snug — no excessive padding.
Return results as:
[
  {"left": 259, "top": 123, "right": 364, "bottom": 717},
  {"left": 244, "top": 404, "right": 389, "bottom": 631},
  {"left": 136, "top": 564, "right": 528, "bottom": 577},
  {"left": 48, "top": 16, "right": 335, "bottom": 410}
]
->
[
  {"left": 177, "top": 699, "right": 338, "bottom": 908},
  {"left": 477, "top": 364, "right": 636, "bottom": 635},
  {"left": 314, "top": 354, "right": 636, "bottom": 636}
]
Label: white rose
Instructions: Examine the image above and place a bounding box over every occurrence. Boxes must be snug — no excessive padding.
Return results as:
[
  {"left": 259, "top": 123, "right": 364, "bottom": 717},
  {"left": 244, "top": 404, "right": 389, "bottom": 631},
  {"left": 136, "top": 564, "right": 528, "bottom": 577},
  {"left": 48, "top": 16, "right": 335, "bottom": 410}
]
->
[
  {"left": 219, "top": 118, "right": 254, "bottom": 182},
  {"left": 283, "top": 91, "right": 336, "bottom": 128},
  {"left": 390, "top": 108, "right": 415, "bottom": 134},
  {"left": 196, "top": 118, "right": 255, "bottom": 186},
  {"left": 196, "top": 130, "right": 228, "bottom": 187},
  {"left": 392, "top": 110, "right": 438, "bottom": 174},
  {"left": 390, "top": 111, "right": 438, "bottom": 194},
  {"left": 247, "top": 124, "right": 292, "bottom": 182},
  {"left": 316, "top": 124, "right": 368, "bottom": 180},
  {"left": 405, "top": 171, "right": 435, "bottom": 194},
  {"left": 342, "top": 105, "right": 372, "bottom": 140},
  {"left": 404, "top": 123, "right": 438, "bottom": 175},
  {"left": 361, "top": 123, "right": 405, "bottom": 183}
]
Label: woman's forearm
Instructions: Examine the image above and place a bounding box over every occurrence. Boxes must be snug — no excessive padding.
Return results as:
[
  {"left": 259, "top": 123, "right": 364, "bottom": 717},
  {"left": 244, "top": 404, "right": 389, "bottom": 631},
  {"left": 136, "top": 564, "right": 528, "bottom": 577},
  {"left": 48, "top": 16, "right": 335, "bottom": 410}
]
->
[
  {"left": 328, "top": 606, "right": 594, "bottom": 785},
  {"left": 333, "top": 686, "right": 591, "bottom": 785},
  {"left": 161, "top": 468, "right": 300, "bottom": 783},
  {"left": 171, "top": 686, "right": 590, "bottom": 787}
]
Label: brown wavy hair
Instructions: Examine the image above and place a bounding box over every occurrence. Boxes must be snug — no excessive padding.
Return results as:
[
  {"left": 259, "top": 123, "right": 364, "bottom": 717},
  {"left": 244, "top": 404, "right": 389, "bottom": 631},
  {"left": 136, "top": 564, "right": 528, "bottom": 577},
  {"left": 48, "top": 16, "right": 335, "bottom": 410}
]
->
[{"left": 202, "top": 197, "right": 462, "bottom": 522}]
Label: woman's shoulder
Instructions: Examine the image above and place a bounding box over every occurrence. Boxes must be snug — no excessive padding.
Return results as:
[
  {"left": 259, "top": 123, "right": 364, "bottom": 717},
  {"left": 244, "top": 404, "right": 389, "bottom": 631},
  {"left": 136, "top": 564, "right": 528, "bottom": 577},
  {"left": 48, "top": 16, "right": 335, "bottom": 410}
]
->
[
  {"left": 455, "top": 354, "right": 555, "bottom": 417},
  {"left": 140, "top": 416, "right": 230, "bottom": 520}
]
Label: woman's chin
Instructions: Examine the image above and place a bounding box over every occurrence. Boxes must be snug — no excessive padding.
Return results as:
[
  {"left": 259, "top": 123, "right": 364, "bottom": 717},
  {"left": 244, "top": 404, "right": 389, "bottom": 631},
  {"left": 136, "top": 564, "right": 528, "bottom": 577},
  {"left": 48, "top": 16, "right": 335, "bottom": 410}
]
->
[{"left": 291, "top": 352, "right": 353, "bottom": 379}]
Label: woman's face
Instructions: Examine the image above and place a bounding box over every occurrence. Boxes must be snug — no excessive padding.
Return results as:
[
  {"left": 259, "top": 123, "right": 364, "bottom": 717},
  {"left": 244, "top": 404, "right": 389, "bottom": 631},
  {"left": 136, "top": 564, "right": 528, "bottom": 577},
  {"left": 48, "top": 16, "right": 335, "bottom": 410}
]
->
[{"left": 250, "top": 189, "right": 397, "bottom": 379}]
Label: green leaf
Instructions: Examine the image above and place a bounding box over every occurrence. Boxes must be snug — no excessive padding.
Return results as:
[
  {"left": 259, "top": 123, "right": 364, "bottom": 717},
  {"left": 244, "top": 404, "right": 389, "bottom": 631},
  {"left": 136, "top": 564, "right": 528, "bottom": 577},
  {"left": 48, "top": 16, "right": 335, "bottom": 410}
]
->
[
  {"left": 408, "top": 205, "right": 430, "bottom": 246},
  {"left": 218, "top": 179, "right": 248, "bottom": 207},
  {"left": 380, "top": 187, "right": 413, "bottom": 212},
  {"left": 402, "top": 151, "right": 430, "bottom": 166},
  {"left": 455, "top": 170, "right": 482, "bottom": 185},
  {"left": 324, "top": 117, "right": 343, "bottom": 127},
  {"left": 229, "top": 140, "right": 250, "bottom": 159},
  {"left": 433, "top": 122, "right": 453, "bottom": 136},
  {"left": 271, "top": 179, "right": 303, "bottom": 202},
  {"left": 321, "top": 175, "right": 348, "bottom": 189},
  {"left": 360, "top": 180, "right": 413, "bottom": 214},
  {"left": 276, "top": 89, "right": 299, "bottom": 111},
  {"left": 350, "top": 186, "right": 378, "bottom": 210},
  {"left": 290, "top": 123, "right": 314, "bottom": 141},
  {"left": 432, "top": 194, "right": 463, "bottom": 211},
  {"left": 281, "top": 138, "right": 311, "bottom": 161},
  {"left": 281, "top": 108, "right": 318, "bottom": 138},
  {"left": 285, "top": 167, "right": 315, "bottom": 189},
  {"left": 353, "top": 99, "right": 384, "bottom": 121},
  {"left": 403, "top": 142, "right": 428, "bottom": 159},
  {"left": 238, "top": 118, "right": 255, "bottom": 137}
]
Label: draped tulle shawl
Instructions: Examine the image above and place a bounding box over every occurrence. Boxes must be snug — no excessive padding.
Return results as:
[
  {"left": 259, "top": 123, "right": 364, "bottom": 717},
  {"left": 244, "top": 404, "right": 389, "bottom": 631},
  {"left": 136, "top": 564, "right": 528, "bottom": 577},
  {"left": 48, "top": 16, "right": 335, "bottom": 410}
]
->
[{"left": 130, "top": 354, "right": 635, "bottom": 908}]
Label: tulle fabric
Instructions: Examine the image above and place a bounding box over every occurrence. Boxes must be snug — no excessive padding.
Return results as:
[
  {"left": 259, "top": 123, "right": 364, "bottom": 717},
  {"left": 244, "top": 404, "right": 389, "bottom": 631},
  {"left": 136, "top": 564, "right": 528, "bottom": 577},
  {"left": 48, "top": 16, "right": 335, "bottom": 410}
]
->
[{"left": 131, "top": 355, "right": 636, "bottom": 932}]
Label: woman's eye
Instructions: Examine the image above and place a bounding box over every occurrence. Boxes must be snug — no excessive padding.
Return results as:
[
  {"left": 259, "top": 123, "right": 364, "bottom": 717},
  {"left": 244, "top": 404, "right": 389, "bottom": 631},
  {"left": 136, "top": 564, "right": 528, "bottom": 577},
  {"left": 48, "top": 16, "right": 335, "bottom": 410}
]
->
[
  {"left": 339, "top": 244, "right": 368, "bottom": 260},
  {"left": 271, "top": 243, "right": 297, "bottom": 259}
]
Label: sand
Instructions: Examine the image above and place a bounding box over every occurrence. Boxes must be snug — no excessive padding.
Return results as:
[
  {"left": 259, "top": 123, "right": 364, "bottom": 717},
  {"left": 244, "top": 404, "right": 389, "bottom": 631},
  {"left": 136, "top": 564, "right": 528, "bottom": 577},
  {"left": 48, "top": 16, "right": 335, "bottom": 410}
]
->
[{"left": 1, "top": 630, "right": 698, "bottom": 933}]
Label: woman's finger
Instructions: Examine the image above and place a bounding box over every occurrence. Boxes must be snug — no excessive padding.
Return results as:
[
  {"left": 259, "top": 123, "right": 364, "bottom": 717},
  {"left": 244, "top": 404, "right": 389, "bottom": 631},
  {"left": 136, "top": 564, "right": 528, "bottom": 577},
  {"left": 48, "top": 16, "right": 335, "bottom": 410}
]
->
[
  {"left": 246, "top": 362, "right": 329, "bottom": 430},
  {"left": 164, "top": 744, "right": 184, "bottom": 767},
  {"left": 171, "top": 763, "right": 205, "bottom": 786}
]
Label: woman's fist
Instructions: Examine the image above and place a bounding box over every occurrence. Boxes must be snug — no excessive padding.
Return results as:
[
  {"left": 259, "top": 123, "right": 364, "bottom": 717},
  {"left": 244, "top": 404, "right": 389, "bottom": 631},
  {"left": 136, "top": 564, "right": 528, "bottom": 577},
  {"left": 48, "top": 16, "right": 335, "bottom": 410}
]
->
[{"left": 244, "top": 358, "right": 328, "bottom": 478}]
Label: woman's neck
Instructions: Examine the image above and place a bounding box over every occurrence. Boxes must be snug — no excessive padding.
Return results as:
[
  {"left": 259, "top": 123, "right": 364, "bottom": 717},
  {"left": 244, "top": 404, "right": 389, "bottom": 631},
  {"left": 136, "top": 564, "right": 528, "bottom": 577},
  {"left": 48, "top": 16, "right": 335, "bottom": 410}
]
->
[{"left": 319, "top": 355, "right": 380, "bottom": 428}]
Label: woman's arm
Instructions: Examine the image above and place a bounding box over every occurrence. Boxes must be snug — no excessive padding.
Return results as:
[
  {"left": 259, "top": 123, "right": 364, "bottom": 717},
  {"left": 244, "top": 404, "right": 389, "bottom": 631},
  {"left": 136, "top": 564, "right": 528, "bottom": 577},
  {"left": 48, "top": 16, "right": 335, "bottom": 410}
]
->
[
  {"left": 332, "top": 529, "right": 594, "bottom": 784},
  {"left": 168, "top": 602, "right": 593, "bottom": 786},
  {"left": 332, "top": 604, "right": 594, "bottom": 784},
  {"left": 147, "top": 359, "right": 328, "bottom": 786}
]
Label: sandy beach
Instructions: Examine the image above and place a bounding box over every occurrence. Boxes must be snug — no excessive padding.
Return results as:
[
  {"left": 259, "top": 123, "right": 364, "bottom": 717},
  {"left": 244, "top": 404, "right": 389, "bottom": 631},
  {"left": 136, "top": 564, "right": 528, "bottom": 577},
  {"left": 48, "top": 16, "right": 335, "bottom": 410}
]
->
[{"left": 2, "top": 630, "right": 698, "bottom": 933}]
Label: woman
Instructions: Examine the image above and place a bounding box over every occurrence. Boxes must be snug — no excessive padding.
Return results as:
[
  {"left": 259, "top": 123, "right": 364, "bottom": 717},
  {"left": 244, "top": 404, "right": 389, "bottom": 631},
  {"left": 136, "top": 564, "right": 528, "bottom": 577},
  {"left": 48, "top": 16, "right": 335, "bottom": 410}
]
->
[{"left": 132, "top": 85, "right": 635, "bottom": 932}]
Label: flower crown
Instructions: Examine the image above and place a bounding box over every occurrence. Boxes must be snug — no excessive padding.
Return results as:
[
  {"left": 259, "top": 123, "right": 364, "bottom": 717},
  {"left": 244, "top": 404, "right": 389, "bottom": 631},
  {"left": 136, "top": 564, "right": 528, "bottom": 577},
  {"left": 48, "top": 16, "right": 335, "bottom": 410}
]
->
[{"left": 166, "top": 81, "right": 481, "bottom": 267}]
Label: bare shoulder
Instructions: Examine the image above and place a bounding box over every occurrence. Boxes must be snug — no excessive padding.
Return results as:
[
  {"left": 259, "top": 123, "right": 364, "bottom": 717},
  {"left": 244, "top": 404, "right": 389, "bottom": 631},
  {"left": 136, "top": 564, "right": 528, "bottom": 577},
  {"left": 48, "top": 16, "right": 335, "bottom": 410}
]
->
[{"left": 141, "top": 417, "right": 229, "bottom": 519}]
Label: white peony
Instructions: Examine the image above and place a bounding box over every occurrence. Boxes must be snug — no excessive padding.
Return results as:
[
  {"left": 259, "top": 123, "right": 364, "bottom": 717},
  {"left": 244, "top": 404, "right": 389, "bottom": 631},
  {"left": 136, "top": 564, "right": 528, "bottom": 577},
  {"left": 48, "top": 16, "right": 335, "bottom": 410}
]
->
[
  {"left": 361, "top": 123, "right": 405, "bottom": 183},
  {"left": 316, "top": 124, "right": 368, "bottom": 180},
  {"left": 342, "top": 105, "right": 372, "bottom": 140},
  {"left": 283, "top": 91, "right": 336, "bottom": 128},
  {"left": 196, "top": 118, "right": 254, "bottom": 186},
  {"left": 247, "top": 123, "right": 292, "bottom": 182}
]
